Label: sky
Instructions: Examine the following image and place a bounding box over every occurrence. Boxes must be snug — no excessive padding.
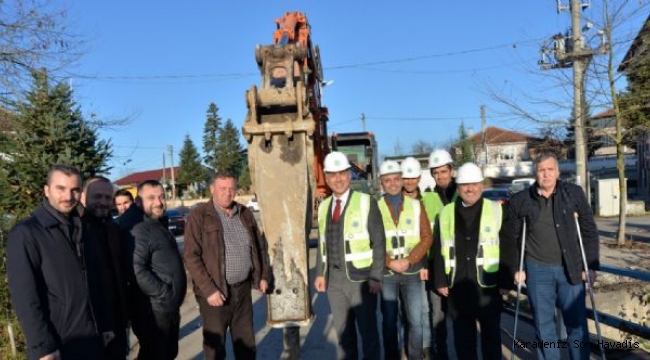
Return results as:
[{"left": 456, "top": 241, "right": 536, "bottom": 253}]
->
[{"left": 61, "top": 1, "right": 650, "bottom": 180}]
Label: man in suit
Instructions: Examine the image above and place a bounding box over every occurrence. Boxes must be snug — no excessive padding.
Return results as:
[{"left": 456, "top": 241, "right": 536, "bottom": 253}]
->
[{"left": 314, "top": 151, "right": 386, "bottom": 359}]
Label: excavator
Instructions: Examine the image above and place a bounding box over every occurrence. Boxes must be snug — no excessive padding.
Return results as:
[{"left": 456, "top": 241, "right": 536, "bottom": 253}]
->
[{"left": 242, "top": 11, "right": 329, "bottom": 348}]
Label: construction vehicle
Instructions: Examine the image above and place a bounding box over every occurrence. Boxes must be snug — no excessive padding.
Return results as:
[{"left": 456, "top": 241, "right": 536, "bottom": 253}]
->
[
  {"left": 242, "top": 11, "right": 329, "bottom": 337},
  {"left": 331, "top": 132, "right": 380, "bottom": 197}
]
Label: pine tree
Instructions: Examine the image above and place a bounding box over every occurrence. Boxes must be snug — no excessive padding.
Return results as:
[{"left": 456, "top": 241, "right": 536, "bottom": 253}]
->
[
  {"left": 177, "top": 134, "right": 205, "bottom": 195},
  {"left": 2, "top": 70, "right": 112, "bottom": 220},
  {"left": 457, "top": 121, "right": 474, "bottom": 164},
  {"left": 619, "top": 32, "right": 650, "bottom": 141},
  {"left": 238, "top": 166, "right": 251, "bottom": 190},
  {"left": 202, "top": 103, "right": 221, "bottom": 171},
  {"left": 214, "top": 119, "right": 244, "bottom": 176}
]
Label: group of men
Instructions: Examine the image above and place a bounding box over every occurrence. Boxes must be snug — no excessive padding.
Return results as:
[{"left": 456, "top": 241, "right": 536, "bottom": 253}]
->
[
  {"left": 7, "top": 149, "right": 599, "bottom": 360},
  {"left": 315, "top": 150, "right": 598, "bottom": 360},
  {"left": 7, "top": 165, "right": 268, "bottom": 360}
]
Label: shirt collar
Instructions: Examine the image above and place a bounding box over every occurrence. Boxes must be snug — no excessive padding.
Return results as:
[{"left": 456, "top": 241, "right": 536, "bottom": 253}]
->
[{"left": 334, "top": 189, "right": 351, "bottom": 206}]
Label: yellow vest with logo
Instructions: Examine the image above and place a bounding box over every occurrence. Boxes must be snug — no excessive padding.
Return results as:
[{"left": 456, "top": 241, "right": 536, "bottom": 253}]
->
[
  {"left": 439, "top": 199, "right": 502, "bottom": 288},
  {"left": 318, "top": 192, "right": 373, "bottom": 281},
  {"left": 378, "top": 196, "right": 421, "bottom": 275}
]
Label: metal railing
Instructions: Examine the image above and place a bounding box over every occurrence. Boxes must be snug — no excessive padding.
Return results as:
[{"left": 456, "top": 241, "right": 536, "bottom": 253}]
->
[{"left": 504, "top": 264, "right": 650, "bottom": 340}]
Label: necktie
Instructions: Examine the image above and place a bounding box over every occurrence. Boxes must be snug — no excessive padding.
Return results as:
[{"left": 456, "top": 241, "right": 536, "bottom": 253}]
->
[{"left": 332, "top": 199, "right": 342, "bottom": 223}]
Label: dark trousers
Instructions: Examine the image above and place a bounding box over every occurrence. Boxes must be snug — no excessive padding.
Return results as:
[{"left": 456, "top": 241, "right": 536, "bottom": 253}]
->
[
  {"left": 447, "top": 282, "right": 501, "bottom": 360},
  {"left": 132, "top": 308, "right": 180, "bottom": 360},
  {"left": 327, "top": 266, "right": 381, "bottom": 360},
  {"left": 427, "top": 287, "right": 449, "bottom": 359},
  {"left": 197, "top": 281, "right": 256, "bottom": 360},
  {"left": 104, "top": 326, "right": 128, "bottom": 360}
]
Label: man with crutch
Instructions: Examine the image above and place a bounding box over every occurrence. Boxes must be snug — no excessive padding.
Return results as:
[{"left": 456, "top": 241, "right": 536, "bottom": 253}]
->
[{"left": 506, "top": 153, "right": 600, "bottom": 360}]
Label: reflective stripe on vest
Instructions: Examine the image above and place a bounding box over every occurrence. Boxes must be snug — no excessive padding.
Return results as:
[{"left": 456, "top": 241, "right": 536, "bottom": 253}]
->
[
  {"left": 378, "top": 196, "right": 421, "bottom": 275},
  {"left": 439, "top": 199, "right": 502, "bottom": 288},
  {"left": 318, "top": 192, "right": 373, "bottom": 280}
]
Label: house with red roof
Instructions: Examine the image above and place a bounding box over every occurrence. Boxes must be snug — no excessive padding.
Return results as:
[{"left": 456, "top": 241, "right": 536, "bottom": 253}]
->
[
  {"left": 458, "top": 126, "right": 562, "bottom": 166},
  {"left": 114, "top": 167, "right": 180, "bottom": 197}
]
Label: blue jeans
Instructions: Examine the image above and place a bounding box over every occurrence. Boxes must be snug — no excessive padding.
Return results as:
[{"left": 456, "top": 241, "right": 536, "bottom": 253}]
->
[
  {"left": 381, "top": 272, "right": 423, "bottom": 360},
  {"left": 526, "top": 261, "right": 590, "bottom": 360}
]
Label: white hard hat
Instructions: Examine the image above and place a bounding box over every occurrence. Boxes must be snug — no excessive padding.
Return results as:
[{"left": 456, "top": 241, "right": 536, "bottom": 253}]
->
[
  {"left": 428, "top": 149, "right": 453, "bottom": 169},
  {"left": 455, "top": 163, "right": 484, "bottom": 184},
  {"left": 379, "top": 160, "right": 401, "bottom": 176},
  {"left": 401, "top": 157, "right": 421, "bottom": 179},
  {"left": 324, "top": 151, "right": 351, "bottom": 173}
]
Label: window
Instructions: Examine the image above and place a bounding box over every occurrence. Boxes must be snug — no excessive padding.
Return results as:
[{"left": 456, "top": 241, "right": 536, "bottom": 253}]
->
[{"left": 499, "top": 147, "right": 515, "bottom": 161}]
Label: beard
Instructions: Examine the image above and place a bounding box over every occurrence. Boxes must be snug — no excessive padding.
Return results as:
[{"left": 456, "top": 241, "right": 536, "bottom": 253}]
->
[{"left": 146, "top": 205, "right": 165, "bottom": 219}]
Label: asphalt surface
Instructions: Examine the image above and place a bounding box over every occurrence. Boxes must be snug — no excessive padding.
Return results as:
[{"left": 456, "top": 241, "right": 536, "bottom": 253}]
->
[{"left": 127, "top": 214, "right": 650, "bottom": 359}]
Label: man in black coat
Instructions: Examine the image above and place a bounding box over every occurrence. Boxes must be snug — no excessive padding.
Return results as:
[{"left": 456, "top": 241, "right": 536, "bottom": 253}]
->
[
  {"left": 506, "top": 153, "right": 599, "bottom": 360},
  {"left": 130, "top": 179, "right": 187, "bottom": 360},
  {"left": 81, "top": 176, "right": 129, "bottom": 360},
  {"left": 7, "top": 164, "right": 112, "bottom": 360}
]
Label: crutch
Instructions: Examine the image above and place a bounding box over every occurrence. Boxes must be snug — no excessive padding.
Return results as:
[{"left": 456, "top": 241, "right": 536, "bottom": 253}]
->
[
  {"left": 510, "top": 219, "right": 526, "bottom": 360},
  {"left": 574, "top": 212, "right": 606, "bottom": 360}
]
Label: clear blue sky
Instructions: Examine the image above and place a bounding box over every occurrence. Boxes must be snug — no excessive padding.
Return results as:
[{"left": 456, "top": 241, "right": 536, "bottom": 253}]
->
[{"left": 63, "top": 1, "right": 649, "bottom": 180}]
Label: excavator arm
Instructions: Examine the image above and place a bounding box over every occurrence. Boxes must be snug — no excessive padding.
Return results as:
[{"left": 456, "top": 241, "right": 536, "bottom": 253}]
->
[{"left": 242, "top": 11, "right": 329, "bottom": 329}]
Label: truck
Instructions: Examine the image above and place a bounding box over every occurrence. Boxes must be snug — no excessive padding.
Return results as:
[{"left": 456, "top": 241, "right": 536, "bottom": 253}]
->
[{"left": 331, "top": 132, "right": 380, "bottom": 197}]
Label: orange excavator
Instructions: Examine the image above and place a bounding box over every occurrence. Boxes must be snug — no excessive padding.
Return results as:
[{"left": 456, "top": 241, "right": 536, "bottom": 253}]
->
[{"left": 242, "top": 11, "right": 329, "bottom": 337}]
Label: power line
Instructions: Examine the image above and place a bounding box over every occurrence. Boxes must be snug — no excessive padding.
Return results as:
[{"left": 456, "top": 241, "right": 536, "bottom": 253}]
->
[{"left": 67, "top": 38, "right": 547, "bottom": 82}]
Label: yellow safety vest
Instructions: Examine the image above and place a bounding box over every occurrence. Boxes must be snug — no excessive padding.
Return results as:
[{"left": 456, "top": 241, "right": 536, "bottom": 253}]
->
[
  {"left": 378, "top": 196, "right": 421, "bottom": 275},
  {"left": 318, "top": 192, "right": 373, "bottom": 282},
  {"left": 422, "top": 191, "right": 458, "bottom": 232},
  {"left": 439, "top": 199, "right": 502, "bottom": 288}
]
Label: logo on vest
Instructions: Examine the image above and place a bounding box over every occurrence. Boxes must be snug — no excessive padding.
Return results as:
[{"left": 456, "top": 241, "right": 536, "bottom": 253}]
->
[
  {"left": 406, "top": 219, "right": 412, "bottom": 225},
  {"left": 352, "top": 221, "right": 359, "bottom": 228},
  {"left": 485, "top": 226, "right": 492, "bottom": 233}
]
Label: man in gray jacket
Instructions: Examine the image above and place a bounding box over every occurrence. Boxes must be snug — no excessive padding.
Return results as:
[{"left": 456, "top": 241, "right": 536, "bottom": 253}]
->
[{"left": 131, "top": 179, "right": 187, "bottom": 360}]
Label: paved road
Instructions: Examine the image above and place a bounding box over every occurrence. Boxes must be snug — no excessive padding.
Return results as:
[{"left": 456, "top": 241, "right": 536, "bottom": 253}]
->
[{"left": 128, "top": 215, "right": 650, "bottom": 359}]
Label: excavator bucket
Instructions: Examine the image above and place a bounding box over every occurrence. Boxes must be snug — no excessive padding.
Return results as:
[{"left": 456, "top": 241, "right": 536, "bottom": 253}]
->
[{"left": 245, "top": 129, "right": 314, "bottom": 327}]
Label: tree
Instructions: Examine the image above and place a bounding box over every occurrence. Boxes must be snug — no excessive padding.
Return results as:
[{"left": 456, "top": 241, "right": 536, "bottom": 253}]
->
[
  {"left": 411, "top": 140, "right": 434, "bottom": 155},
  {"left": 177, "top": 134, "right": 205, "bottom": 196},
  {"left": 456, "top": 121, "right": 474, "bottom": 164},
  {"left": 393, "top": 139, "right": 403, "bottom": 156},
  {"left": 0, "top": 0, "right": 82, "bottom": 100},
  {"left": 238, "top": 166, "right": 252, "bottom": 191},
  {"left": 202, "top": 103, "right": 221, "bottom": 171},
  {"left": 214, "top": 119, "right": 244, "bottom": 175},
  {"left": 0, "top": 69, "right": 112, "bottom": 354},
  {"left": 3, "top": 70, "right": 111, "bottom": 220}
]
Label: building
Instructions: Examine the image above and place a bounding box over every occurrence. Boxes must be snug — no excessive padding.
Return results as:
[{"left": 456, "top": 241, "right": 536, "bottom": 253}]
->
[
  {"left": 616, "top": 12, "right": 650, "bottom": 197},
  {"left": 453, "top": 126, "right": 566, "bottom": 179},
  {"left": 114, "top": 167, "right": 180, "bottom": 197},
  {"left": 590, "top": 108, "right": 635, "bottom": 157}
]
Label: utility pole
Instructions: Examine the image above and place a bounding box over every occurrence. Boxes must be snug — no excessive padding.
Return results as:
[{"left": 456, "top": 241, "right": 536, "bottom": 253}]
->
[
  {"left": 480, "top": 105, "right": 487, "bottom": 174},
  {"left": 361, "top": 112, "right": 366, "bottom": 132},
  {"left": 168, "top": 145, "right": 176, "bottom": 201},
  {"left": 571, "top": 0, "right": 587, "bottom": 191},
  {"left": 538, "top": 0, "right": 606, "bottom": 193},
  {"left": 162, "top": 152, "right": 167, "bottom": 187}
]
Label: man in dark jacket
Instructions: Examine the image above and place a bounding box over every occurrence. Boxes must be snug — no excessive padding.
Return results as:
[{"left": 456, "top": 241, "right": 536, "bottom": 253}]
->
[
  {"left": 7, "top": 164, "right": 110, "bottom": 360},
  {"left": 431, "top": 162, "right": 511, "bottom": 360},
  {"left": 81, "top": 176, "right": 129, "bottom": 360},
  {"left": 184, "top": 171, "right": 269, "bottom": 360},
  {"left": 131, "top": 179, "right": 187, "bottom": 360},
  {"left": 506, "top": 153, "right": 599, "bottom": 360}
]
